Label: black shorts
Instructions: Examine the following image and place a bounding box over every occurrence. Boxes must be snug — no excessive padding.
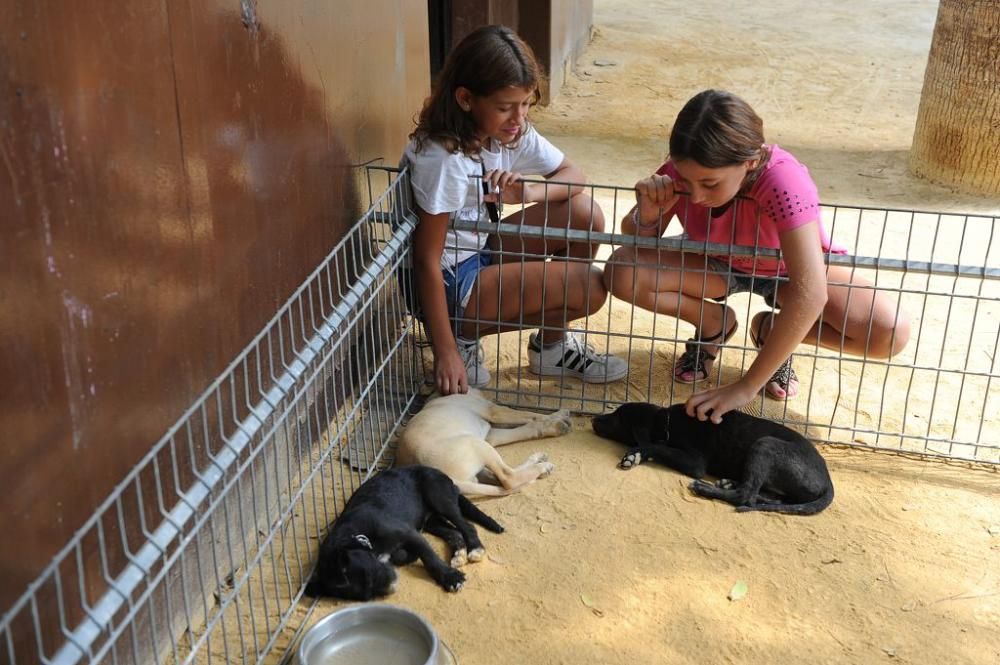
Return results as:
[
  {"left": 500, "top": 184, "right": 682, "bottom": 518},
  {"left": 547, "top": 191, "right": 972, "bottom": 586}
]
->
[{"left": 704, "top": 256, "right": 783, "bottom": 309}]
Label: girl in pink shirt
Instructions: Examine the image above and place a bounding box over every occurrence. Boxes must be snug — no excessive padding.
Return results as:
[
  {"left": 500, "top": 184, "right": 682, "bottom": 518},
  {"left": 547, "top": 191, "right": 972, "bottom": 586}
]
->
[{"left": 605, "top": 90, "right": 910, "bottom": 422}]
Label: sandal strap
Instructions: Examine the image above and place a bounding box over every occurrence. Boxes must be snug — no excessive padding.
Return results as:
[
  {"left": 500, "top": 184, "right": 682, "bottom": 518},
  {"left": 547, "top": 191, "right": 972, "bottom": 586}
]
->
[
  {"left": 675, "top": 337, "right": 719, "bottom": 378},
  {"left": 675, "top": 345, "right": 713, "bottom": 377},
  {"left": 680, "top": 319, "right": 736, "bottom": 361},
  {"left": 768, "top": 357, "right": 798, "bottom": 390},
  {"left": 695, "top": 322, "right": 735, "bottom": 346},
  {"left": 683, "top": 339, "right": 718, "bottom": 361},
  {"left": 674, "top": 319, "right": 736, "bottom": 381}
]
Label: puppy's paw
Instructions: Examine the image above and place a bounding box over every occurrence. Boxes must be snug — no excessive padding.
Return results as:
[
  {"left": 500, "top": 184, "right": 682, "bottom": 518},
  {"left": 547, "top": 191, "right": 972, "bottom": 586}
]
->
[
  {"left": 538, "top": 461, "right": 556, "bottom": 478},
  {"left": 716, "top": 478, "right": 736, "bottom": 490},
  {"left": 527, "top": 451, "right": 549, "bottom": 464},
  {"left": 689, "top": 479, "right": 714, "bottom": 493},
  {"left": 438, "top": 568, "right": 466, "bottom": 593},
  {"left": 543, "top": 416, "right": 572, "bottom": 437},
  {"left": 618, "top": 451, "right": 642, "bottom": 470},
  {"left": 467, "top": 547, "right": 485, "bottom": 563},
  {"left": 548, "top": 410, "right": 573, "bottom": 434},
  {"left": 450, "top": 548, "right": 468, "bottom": 568}
]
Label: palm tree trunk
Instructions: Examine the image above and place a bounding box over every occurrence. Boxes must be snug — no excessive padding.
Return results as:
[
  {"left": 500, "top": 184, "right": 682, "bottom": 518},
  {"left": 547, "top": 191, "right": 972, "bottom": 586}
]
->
[{"left": 909, "top": 0, "right": 1000, "bottom": 196}]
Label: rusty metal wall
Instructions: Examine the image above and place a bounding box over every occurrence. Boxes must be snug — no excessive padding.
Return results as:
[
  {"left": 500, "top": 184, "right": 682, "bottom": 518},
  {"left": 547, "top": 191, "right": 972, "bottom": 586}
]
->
[
  {"left": 450, "top": 0, "right": 520, "bottom": 48},
  {"left": 0, "top": 0, "right": 428, "bottom": 611}
]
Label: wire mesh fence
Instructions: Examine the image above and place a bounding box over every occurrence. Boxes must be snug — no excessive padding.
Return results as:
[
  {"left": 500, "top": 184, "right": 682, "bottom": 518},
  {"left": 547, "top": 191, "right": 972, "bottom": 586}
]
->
[
  {"left": 0, "top": 169, "right": 421, "bottom": 665},
  {"left": 368, "top": 165, "right": 999, "bottom": 464},
  {"left": 3, "top": 164, "right": 997, "bottom": 665}
]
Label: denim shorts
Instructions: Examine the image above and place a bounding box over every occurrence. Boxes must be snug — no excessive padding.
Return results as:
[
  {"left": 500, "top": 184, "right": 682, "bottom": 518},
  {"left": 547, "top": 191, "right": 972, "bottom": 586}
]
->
[
  {"left": 443, "top": 251, "right": 491, "bottom": 320},
  {"left": 705, "top": 256, "right": 782, "bottom": 309},
  {"left": 398, "top": 251, "right": 491, "bottom": 321}
]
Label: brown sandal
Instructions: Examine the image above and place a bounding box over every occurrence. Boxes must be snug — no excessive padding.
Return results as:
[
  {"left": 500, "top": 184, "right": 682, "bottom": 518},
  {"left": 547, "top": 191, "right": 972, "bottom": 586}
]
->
[{"left": 673, "top": 320, "right": 739, "bottom": 384}]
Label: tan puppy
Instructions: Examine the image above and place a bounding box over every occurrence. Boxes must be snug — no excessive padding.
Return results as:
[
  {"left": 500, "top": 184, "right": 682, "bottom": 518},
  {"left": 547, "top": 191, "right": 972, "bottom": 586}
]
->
[{"left": 395, "top": 389, "right": 571, "bottom": 496}]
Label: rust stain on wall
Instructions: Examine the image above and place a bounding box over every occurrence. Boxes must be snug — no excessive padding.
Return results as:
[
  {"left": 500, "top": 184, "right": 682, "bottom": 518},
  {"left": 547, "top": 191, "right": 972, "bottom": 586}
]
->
[{"left": 0, "top": 0, "right": 429, "bottom": 613}]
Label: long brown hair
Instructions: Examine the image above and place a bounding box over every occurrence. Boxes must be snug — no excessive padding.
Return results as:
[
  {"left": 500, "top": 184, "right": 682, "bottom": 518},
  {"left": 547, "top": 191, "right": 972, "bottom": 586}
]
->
[
  {"left": 669, "top": 90, "right": 770, "bottom": 188},
  {"left": 411, "top": 25, "right": 542, "bottom": 157}
]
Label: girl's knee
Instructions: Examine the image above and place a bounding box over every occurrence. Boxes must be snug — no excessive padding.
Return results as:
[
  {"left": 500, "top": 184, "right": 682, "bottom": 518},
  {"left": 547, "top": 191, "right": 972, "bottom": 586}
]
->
[
  {"left": 568, "top": 263, "right": 608, "bottom": 314},
  {"left": 885, "top": 312, "right": 911, "bottom": 357},
  {"left": 568, "top": 192, "right": 605, "bottom": 233},
  {"left": 603, "top": 248, "right": 638, "bottom": 301},
  {"left": 870, "top": 311, "right": 911, "bottom": 358}
]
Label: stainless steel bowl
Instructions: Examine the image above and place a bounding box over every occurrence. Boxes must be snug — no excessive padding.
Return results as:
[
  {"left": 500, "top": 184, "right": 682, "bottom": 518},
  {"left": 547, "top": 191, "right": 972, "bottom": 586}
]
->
[{"left": 297, "top": 603, "right": 455, "bottom": 665}]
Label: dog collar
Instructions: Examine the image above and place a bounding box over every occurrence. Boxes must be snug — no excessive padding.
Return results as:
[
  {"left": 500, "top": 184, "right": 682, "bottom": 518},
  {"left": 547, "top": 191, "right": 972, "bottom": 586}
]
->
[{"left": 352, "top": 534, "right": 372, "bottom": 550}]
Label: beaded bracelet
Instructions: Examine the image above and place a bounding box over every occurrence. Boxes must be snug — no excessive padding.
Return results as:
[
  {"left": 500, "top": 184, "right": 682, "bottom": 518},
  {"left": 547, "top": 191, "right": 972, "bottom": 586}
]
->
[{"left": 632, "top": 206, "right": 662, "bottom": 229}]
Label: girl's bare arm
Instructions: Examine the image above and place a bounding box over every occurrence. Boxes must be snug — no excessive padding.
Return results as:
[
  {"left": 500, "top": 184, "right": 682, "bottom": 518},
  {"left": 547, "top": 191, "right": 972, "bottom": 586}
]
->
[
  {"left": 412, "top": 207, "right": 468, "bottom": 394},
  {"left": 685, "top": 221, "right": 828, "bottom": 423},
  {"left": 744, "top": 222, "right": 828, "bottom": 391},
  {"left": 486, "top": 158, "right": 587, "bottom": 205}
]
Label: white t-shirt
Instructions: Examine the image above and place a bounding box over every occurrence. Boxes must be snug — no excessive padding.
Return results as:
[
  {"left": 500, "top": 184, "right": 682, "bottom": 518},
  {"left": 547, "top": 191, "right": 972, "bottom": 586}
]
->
[{"left": 401, "top": 126, "right": 564, "bottom": 269}]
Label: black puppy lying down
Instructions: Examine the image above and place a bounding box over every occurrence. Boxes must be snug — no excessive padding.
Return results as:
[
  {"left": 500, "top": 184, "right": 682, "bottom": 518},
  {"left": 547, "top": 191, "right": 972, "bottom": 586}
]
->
[
  {"left": 305, "top": 465, "right": 503, "bottom": 600},
  {"left": 592, "top": 403, "right": 833, "bottom": 515}
]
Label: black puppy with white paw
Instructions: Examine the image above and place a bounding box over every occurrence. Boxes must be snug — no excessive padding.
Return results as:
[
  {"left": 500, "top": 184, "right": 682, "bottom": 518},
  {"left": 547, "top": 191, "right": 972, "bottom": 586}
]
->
[
  {"left": 592, "top": 403, "right": 834, "bottom": 515},
  {"left": 305, "top": 465, "right": 503, "bottom": 600}
]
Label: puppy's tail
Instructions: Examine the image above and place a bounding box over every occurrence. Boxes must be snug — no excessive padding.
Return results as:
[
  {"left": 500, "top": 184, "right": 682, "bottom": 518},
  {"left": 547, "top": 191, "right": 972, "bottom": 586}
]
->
[
  {"left": 458, "top": 495, "right": 505, "bottom": 533},
  {"left": 737, "top": 485, "right": 834, "bottom": 516}
]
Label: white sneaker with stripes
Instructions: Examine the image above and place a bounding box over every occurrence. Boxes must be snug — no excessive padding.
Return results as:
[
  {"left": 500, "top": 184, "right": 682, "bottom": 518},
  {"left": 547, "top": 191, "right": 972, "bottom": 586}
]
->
[
  {"left": 527, "top": 332, "right": 628, "bottom": 383},
  {"left": 457, "top": 339, "right": 491, "bottom": 388}
]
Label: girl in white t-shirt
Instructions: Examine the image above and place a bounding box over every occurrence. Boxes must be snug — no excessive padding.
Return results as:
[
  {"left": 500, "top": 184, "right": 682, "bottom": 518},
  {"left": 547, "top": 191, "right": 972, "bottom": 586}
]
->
[{"left": 403, "top": 25, "right": 627, "bottom": 395}]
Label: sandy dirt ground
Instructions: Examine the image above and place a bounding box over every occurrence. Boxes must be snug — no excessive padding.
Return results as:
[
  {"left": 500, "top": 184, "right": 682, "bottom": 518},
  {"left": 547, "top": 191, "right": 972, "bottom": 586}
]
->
[{"left": 278, "top": 2, "right": 1000, "bottom": 664}]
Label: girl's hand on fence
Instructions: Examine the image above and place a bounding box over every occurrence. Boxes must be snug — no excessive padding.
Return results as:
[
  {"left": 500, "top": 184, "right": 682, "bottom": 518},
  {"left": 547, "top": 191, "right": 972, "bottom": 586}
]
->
[
  {"left": 684, "top": 381, "right": 756, "bottom": 424},
  {"left": 635, "top": 173, "right": 678, "bottom": 213},
  {"left": 434, "top": 349, "right": 469, "bottom": 395},
  {"left": 485, "top": 169, "right": 534, "bottom": 204}
]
